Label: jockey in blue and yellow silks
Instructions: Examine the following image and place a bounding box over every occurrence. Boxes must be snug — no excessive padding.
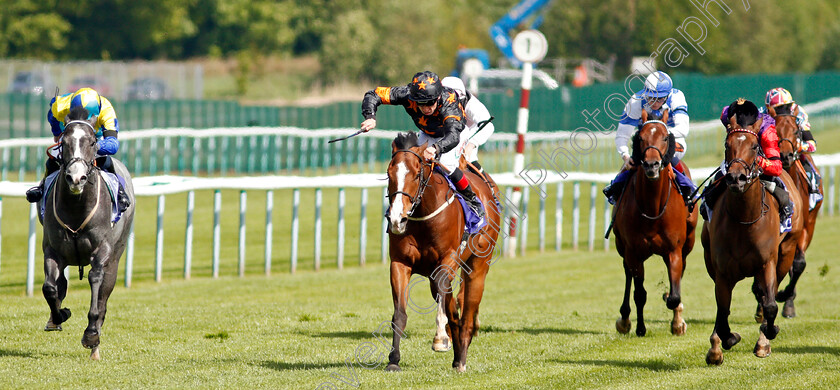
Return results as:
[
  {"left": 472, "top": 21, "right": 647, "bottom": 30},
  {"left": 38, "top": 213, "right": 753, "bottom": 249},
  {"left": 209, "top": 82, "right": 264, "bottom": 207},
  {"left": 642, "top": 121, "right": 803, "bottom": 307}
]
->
[{"left": 26, "top": 88, "right": 130, "bottom": 211}]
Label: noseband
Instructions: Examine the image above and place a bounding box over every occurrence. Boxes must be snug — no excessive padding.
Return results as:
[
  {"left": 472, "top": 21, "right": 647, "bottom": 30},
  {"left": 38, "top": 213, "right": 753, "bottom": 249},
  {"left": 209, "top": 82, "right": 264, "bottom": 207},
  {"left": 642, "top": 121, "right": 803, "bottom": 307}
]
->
[{"left": 387, "top": 149, "right": 435, "bottom": 217}]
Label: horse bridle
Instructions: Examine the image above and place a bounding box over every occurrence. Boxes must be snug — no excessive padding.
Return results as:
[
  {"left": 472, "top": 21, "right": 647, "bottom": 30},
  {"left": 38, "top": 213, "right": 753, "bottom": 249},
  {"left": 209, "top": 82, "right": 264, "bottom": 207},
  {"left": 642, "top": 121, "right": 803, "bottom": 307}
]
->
[
  {"left": 724, "top": 129, "right": 763, "bottom": 187},
  {"left": 387, "top": 149, "right": 435, "bottom": 218},
  {"left": 61, "top": 121, "right": 99, "bottom": 178},
  {"left": 774, "top": 114, "right": 802, "bottom": 158},
  {"left": 638, "top": 120, "right": 670, "bottom": 171}
]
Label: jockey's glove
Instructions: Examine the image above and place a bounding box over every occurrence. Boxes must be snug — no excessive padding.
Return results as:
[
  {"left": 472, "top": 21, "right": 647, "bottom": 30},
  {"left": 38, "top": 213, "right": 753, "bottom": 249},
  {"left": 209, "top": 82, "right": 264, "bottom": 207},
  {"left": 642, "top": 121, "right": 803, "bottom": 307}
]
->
[{"left": 97, "top": 136, "right": 120, "bottom": 156}]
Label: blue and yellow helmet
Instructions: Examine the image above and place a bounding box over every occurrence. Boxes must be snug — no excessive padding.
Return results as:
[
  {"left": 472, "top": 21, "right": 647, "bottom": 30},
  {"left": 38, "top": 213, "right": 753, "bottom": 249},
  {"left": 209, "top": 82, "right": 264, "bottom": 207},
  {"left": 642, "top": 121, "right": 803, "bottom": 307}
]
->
[{"left": 69, "top": 88, "right": 102, "bottom": 119}]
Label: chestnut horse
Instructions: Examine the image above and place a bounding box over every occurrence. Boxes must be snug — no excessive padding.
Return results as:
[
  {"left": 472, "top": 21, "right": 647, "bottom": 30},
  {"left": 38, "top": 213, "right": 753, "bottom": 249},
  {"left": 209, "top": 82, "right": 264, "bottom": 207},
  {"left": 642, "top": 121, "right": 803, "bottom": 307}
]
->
[
  {"left": 612, "top": 109, "right": 699, "bottom": 337},
  {"left": 770, "top": 104, "right": 823, "bottom": 318},
  {"left": 702, "top": 114, "right": 804, "bottom": 365},
  {"left": 385, "top": 132, "right": 500, "bottom": 373}
]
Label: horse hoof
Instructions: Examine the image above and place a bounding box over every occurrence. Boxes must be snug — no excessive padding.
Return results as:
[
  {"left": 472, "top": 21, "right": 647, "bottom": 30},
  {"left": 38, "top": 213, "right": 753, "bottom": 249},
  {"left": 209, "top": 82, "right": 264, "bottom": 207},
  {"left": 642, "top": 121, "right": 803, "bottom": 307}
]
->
[
  {"left": 706, "top": 349, "right": 723, "bottom": 366},
  {"left": 82, "top": 330, "right": 100, "bottom": 349},
  {"left": 432, "top": 337, "right": 452, "bottom": 352},
  {"left": 635, "top": 325, "right": 646, "bottom": 337},
  {"left": 615, "top": 318, "right": 631, "bottom": 334},
  {"left": 671, "top": 320, "right": 687, "bottom": 336},
  {"left": 44, "top": 321, "right": 62, "bottom": 331},
  {"left": 90, "top": 347, "right": 100, "bottom": 361},
  {"left": 754, "top": 333, "right": 771, "bottom": 358},
  {"left": 722, "top": 332, "right": 741, "bottom": 350},
  {"left": 453, "top": 363, "right": 467, "bottom": 373},
  {"left": 384, "top": 363, "right": 401, "bottom": 372},
  {"left": 782, "top": 301, "right": 796, "bottom": 318}
]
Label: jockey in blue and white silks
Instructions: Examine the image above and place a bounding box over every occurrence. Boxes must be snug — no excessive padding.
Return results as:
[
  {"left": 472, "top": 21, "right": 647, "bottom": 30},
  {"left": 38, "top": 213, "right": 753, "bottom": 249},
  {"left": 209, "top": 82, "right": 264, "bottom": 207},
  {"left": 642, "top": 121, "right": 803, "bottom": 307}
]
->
[{"left": 603, "top": 71, "right": 697, "bottom": 205}]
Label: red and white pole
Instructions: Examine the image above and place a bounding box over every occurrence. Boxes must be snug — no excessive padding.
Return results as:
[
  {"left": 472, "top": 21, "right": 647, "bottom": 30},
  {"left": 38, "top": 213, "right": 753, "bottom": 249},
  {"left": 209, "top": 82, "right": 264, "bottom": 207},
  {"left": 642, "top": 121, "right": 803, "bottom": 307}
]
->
[
  {"left": 508, "top": 61, "right": 533, "bottom": 257},
  {"left": 507, "top": 30, "right": 548, "bottom": 257}
]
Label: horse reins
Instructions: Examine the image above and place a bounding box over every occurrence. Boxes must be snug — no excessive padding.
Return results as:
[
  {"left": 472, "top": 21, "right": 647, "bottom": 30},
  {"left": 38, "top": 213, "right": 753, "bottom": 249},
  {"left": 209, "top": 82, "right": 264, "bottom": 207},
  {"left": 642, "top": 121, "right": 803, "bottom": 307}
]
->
[{"left": 52, "top": 170, "right": 102, "bottom": 234}]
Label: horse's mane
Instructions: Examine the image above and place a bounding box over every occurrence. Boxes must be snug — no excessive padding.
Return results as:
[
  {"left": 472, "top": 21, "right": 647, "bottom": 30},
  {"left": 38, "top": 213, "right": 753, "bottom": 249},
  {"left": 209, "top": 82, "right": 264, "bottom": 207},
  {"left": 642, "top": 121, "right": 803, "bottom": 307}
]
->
[
  {"left": 393, "top": 132, "right": 419, "bottom": 150},
  {"left": 67, "top": 106, "right": 90, "bottom": 122},
  {"left": 726, "top": 98, "right": 759, "bottom": 128}
]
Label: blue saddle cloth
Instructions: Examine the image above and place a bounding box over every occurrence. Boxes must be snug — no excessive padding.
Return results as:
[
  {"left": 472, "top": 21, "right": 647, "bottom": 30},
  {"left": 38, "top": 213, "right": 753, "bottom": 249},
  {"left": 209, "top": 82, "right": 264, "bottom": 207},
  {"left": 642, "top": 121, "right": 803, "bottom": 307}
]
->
[
  {"left": 40, "top": 170, "right": 123, "bottom": 223},
  {"left": 434, "top": 167, "right": 487, "bottom": 234}
]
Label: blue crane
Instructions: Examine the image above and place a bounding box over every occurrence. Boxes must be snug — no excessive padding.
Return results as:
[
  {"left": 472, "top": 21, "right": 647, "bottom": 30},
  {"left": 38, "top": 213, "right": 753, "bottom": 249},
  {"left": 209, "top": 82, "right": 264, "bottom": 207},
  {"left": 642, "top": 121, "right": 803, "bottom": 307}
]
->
[{"left": 489, "top": 0, "right": 552, "bottom": 68}]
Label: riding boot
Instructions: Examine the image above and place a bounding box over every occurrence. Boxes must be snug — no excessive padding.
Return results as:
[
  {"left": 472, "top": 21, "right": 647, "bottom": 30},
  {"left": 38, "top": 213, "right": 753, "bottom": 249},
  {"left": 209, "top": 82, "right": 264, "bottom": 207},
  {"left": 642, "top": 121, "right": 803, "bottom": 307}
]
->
[
  {"left": 771, "top": 179, "right": 793, "bottom": 222},
  {"left": 602, "top": 169, "right": 632, "bottom": 205},
  {"left": 26, "top": 159, "right": 60, "bottom": 203},
  {"left": 449, "top": 168, "right": 485, "bottom": 218},
  {"left": 97, "top": 155, "right": 131, "bottom": 212},
  {"left": 458, "top": 184, "right": 485, "bottom": 219},
  {"left": 800, "top": 155, "right": 822, "bottom": 193},
  {"left": 673, "top": 169, "right": 698, "bottom": 206}
]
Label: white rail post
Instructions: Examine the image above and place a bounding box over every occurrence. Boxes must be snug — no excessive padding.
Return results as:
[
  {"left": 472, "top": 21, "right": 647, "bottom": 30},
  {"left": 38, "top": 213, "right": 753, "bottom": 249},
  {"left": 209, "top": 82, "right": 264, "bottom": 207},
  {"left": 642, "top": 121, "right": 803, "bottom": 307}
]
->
[
  {"left": 314, "top": 188, "right": 322, "bottom": 271},
  {"left": 125, "top": 222, "right": 135, "bottom": 288},
  {"left": 381, "top": 187, "right": 388, "bottom": 265},
  {"left": 192, "top": 136, "right": 200, "bottom": 175},
  {"left": 360, "top": 188, "right": 368, "bottom": 266},
  {"left": 212, "top": 190, "right": 221, "bottom": 278},
  {"left": 265, "top": 190, "right": 273, "bottom": 276},
  {"left": 539, "top": 183, "right": 546, "bottom": 252},
  {"left": 337, "top": 188, "right": 346, "bottom": 270},
  {"left": 184, "top": 190, "right": 195, "bottom": 279},
  {"left": 155, "top": 195, "right": 165, "bottom": 282},
  {"left": 238, "top": 190, "right": 247, "bottom": 277},
  {"left": 830, "top": 165, "right": 836, "bottom": 216},
  {"left": 26, "top": 203, "right": 37, "bottom": 297},
  {"left": 291, "top": 189, "right": 300, "bottom": 274},
  {"left": 572, "top": 182, "right": 580, "bottom": 250},
  {"left": 588, "top": 183, "right": 597, "bottom": 252},
  {"left": 556, "top": 183, "right": 563, "bottom": 252},
  {"left": 163, "top": 137, "right": 172, "bottom": 174}
]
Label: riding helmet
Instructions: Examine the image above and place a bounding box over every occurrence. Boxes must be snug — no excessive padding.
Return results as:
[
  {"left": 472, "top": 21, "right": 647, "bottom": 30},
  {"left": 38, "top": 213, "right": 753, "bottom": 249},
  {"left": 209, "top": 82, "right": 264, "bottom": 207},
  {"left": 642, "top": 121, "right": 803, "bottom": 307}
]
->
[{"left": 408, "top": 71, "right": 442, "bottom": 104}]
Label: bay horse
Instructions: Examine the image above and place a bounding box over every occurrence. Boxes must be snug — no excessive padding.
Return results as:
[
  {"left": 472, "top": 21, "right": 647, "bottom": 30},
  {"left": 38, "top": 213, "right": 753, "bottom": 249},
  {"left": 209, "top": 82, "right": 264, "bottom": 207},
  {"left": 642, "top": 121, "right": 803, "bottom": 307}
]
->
[
  {"left": 770, "top": 104, "right": 823, "bottom": 318},
  {"left": 612, "top": 109, "right": 699, "bottom": 337},
  {"left": 41, "top": 106, "right": 136, "bottom": 360},
  {"left": 385, "top": 132, "right": 500, "bottom": 373},
  {"left": 702, "top": 109, "right": 804, "bottom": 365}
]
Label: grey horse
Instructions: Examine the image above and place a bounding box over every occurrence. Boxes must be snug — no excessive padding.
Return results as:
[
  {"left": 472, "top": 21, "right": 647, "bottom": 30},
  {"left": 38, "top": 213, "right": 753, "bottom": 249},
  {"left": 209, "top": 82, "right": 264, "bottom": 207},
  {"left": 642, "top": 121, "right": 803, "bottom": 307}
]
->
[{"left": 41, "top": 106, "right": 135, "bottom": 360}]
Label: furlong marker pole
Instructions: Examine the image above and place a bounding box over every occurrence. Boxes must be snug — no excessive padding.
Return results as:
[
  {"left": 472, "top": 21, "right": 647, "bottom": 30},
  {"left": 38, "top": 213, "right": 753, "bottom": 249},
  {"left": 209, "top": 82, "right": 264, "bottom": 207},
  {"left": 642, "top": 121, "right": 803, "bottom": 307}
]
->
[{"left": 507, "top": 61, "right": 533, "bottom": 257}]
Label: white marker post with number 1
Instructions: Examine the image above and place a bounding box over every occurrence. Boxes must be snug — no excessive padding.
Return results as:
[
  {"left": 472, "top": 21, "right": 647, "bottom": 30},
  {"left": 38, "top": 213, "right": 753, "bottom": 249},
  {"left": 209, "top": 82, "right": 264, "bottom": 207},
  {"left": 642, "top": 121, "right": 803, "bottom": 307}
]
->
[{"left": 508, "top": 30, "right": 548, "bottom": 257}]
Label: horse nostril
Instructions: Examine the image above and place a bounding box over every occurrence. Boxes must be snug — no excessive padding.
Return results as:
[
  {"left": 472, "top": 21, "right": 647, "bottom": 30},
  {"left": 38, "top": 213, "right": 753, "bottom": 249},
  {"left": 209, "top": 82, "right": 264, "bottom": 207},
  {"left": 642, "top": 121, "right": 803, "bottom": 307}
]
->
[
  {"left": 80, "top": 175, "right": 87, "bottom": 183},
  {"left": 738, "top": 174, "right": 748, "bottom": 183}
]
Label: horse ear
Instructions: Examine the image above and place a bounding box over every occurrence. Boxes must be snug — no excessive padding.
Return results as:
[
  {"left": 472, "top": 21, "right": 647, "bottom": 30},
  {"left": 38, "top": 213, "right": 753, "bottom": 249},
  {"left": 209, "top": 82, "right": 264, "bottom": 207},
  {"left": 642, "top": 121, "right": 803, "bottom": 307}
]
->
[
  {"left": 767, "top": 105, "right": 777, "bottom": 118},
  {"left": 752, "top": 116, "right": 764, "bottom": 132},
  {"left": 661, "top": 109, "right": 670, "bottom": 125},
  {"left": 391, "top": 140, "right": 398, "bottom": 154},
  {"left": 89, "top": 115, "right": 98, "bottom": 128},
  {"left": 728, "top": 115, "right": 738, "bottom": 131},
  {"left": 793, "top": 104, "right": 800, "bottom": 118},
  {"left": 640, "top": 109, "right": 648, "bottom": 123}
]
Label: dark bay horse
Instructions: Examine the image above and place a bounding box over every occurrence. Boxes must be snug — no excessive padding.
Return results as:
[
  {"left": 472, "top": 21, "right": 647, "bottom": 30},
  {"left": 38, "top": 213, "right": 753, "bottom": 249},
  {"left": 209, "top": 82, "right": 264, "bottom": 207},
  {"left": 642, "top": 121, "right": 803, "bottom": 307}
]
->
[
  {"left": 42, "top": 107, "right": 136, "bottom": 360},
  {"left": 770, "top": 104, "right": 823, "bottom": 318},
  {"left": 612, "top": 109, "right": 699, "bottom": 337},
  {"left": 385, "top": 132, "right": 500, "bottom": 373},
  {"left": 702, "top": 111, "right": 804, "bottom": 365}
]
